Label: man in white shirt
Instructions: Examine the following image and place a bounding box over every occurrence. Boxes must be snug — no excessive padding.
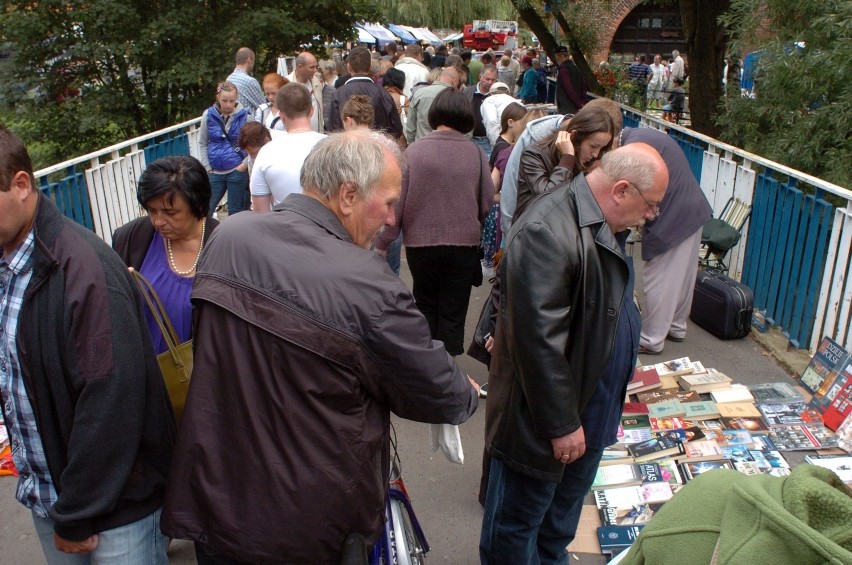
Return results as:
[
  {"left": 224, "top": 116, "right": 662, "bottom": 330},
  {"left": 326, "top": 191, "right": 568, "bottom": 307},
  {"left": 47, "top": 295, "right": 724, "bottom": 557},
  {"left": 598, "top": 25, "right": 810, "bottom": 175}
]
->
[
  {"left": 394, "top": 44, "right": 429, "bottom": 98},
  {"left": 250, "top": 84, "right": 326, "bottom": 212},
  {"left": 670, "top": 50, "right": 685, "bottom": 82},
  {"left": 287, "top": 52, "right": 325, "bottom": 133}
]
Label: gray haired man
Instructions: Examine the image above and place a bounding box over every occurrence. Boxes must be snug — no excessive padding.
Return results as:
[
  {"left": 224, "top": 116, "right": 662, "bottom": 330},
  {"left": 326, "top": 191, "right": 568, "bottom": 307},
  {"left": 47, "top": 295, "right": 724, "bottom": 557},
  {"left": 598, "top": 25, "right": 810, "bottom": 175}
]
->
[{"left": 161, "top": 130, "right": 478, "bottom": 564}]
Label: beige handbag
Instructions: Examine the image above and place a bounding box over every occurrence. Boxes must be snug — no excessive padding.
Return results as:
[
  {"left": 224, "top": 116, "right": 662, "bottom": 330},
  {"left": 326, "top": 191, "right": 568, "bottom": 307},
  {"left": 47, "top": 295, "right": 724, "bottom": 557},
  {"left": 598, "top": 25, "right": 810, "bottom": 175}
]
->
[{"left": 132, "top": 270, "right": 193, "bottom": 425}]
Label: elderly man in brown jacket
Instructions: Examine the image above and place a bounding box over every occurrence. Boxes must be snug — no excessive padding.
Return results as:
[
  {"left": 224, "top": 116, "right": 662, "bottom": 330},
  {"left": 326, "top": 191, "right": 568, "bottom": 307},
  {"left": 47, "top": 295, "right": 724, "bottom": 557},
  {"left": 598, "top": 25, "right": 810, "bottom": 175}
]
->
[{"left": 161, "top": 130, "right": 478, "bottom": 564}]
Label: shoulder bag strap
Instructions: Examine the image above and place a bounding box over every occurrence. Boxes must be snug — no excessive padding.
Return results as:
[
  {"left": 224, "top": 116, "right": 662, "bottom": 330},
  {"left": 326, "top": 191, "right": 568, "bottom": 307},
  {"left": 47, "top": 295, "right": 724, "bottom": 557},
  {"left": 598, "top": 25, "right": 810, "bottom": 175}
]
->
[{"left": 131, "top": 270, "right": 181, "bottom": 350}]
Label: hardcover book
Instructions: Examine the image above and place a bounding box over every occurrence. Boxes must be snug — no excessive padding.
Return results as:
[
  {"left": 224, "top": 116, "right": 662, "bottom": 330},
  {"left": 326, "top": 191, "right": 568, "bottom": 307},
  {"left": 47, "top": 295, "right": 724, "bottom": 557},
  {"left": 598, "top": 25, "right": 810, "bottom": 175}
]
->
[
  {"left": 679, "top": 371, "right": 733, "bottom": 393},
  {"left": 799, "top": 336, "right": 849, "bottom": 397},
  {"left": 622, "top": 402, "right": 650, "bottom": 416},
  {"left": 710, "top": 384, "right": 755, "bottom": 404},
  {"left": 597, "top": 525, "right": 644, "bottom": 553},
  {"left": 679, "top": 459, "right": 734, "bottom": 481},
  {"left": 747, "top": 382, "right": 805, "bottom": 405},
  {"left": 627, "top": 436, "right": 684, "bottom": 462},
  {"left": 647, "top": 399, "right": 685, "bottom": 419},
  {"left": 627, "top": 365, "right": 662, "bottom": 394},
  {"left": 654, "top": 357, "right": 695, "bottom": 378},
  {"left": 682, "top": 401, "right": 721, "bottom": 420},
  {"left": 636, "top": 389, "right": 702, "bottom": 404}
]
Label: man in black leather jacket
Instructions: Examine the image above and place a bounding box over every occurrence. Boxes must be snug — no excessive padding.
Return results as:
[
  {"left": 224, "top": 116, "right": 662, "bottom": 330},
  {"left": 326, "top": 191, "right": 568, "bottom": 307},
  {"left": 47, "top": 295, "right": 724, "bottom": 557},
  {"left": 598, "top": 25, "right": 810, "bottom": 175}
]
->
[{"left": 480, "top": 143, "right": 668, "bottom": 565}]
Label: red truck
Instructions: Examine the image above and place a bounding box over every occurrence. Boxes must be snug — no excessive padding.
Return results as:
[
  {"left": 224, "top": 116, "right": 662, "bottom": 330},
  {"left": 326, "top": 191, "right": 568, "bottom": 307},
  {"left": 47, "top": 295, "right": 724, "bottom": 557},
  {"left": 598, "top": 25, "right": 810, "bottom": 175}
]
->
[{"left": 463, "top": 20, "right": 518, "bottom": 51}]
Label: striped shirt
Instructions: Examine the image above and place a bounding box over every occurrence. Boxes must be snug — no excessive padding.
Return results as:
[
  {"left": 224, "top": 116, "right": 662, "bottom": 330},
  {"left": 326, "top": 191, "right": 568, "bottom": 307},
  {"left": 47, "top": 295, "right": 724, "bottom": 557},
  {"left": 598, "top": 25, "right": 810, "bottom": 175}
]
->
[
  {"left": 226, "top": 68, "right": 266, "bottom": 117},
  {"left": 0, "top": 230, "right": 58, "bottom": 518}
]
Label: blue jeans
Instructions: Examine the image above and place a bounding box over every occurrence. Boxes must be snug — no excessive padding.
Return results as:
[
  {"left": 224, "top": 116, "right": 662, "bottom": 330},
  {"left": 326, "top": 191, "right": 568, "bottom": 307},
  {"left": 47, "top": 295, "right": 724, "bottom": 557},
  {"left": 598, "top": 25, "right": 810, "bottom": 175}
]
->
[
  {"left": 473, "top": 136, "right": 492, "bottom": 160},
  {"left": 32, "top": 508, "right": 168, "bottom": 564},
  {"left": 480, "top": 448, "right": 604, "bottom": 565},
  {"left": 385, "top": 232, "right": 403, "bottom": 275},
  {"left": 209, "top": 169, "right": 248, "bottom": 216}
]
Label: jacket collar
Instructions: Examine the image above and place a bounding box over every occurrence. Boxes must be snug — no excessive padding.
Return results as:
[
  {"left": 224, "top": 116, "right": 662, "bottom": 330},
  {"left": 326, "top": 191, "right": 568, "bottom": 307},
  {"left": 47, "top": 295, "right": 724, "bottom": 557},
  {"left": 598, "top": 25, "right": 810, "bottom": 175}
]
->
[
  {"left": 277, "top": 193, "right": 353, "bottom": 244},
  {"left": 570, "top": 174, "right": 625, "bottom": 258}
]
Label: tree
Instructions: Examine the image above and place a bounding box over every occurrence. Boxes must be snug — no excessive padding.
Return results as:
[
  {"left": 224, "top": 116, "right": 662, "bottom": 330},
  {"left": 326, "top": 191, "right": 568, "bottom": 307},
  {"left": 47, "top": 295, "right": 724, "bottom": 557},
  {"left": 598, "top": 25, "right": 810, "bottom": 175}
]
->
[
  {"left": 678, "top": 0, "right": 730, "bottom": 137},
  {"left": 0, "top": 0, "right": 377, "bottom": 166},
  {"left": 718, "top": 0, "right": 852, "bottom": 186},
  {"left": 376, "top": 0, "right": 514, "bottom": 30}
]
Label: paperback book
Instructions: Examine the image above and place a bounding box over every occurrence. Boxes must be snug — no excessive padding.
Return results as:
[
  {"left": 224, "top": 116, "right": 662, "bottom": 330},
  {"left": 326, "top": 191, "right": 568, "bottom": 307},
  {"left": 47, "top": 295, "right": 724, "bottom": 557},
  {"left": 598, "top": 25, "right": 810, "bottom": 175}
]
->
[
  {"left": 597, "top": 525, "right": 645, "bottom": 554},
  {"left": 680, "top": 439, "right": 724, "bottom": 461},
  {"left": 757, "top": 402, "right": 819, "bottom": 427},
  {"left": 654, "top": 357, "right": 695, "bottom": 379},
  {"left": 717, "top": 402, "right": 763, "bottom": 418},
  {"left": 627, "top": 436, "right": 684, "bottom": 462},
  {"left": 819, "top": 358, "right": 852, "bottom": 431},
  {"left": 627, "top": 365, "right": 662, "bottom": 394},
  {"left": 710, "top": 384, "right": 755, "bottom": 404},
  {"left": 679, "top": 459, "right": 734, "bottom": 481},
  {"left": 804, "top": 454, "right": 852, "bottom": 485},
  {"left": 681, "top": 401, "right": 721, "bottom": 420},
  {"left": 679, "top": 372, "right": 733, "bottom": 394},
  {"left": 722, "top": 417, "right": 769, "bottom": 432},
  {"left": 636, "top": 389, "right": 702, "bottom": 404},
  {"left": 767, "top": 425, "right": 839, "bottom": 451},
  {"left": 647, "top": 399, "right": 685, "bottom": 419},
  {"left": 747, "top": 382, "right": 805, "bottom": 405},
  {"left": 799, "top": 336, "right": 849, "bottom": 398}
]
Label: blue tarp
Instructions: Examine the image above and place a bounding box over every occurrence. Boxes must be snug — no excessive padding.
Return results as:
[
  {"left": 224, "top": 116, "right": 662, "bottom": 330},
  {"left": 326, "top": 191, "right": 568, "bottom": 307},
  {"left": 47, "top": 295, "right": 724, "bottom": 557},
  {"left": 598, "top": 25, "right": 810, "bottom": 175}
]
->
[
  {"left": 355, "top": 26, "right": 376, "bottom": 45},
  {"left": 386, "top": 24, "right": 418, "bottom": 45}
]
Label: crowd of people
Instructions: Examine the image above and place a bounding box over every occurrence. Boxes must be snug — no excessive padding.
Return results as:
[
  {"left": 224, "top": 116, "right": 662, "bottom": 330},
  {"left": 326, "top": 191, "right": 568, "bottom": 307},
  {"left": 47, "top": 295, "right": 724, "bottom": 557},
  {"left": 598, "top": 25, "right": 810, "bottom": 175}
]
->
[
  {"left": 0, "top": 39, "right": 712, "bottom": 565},
  {"left": 625, "top": 49, "right": 687, "bottom": 119}
]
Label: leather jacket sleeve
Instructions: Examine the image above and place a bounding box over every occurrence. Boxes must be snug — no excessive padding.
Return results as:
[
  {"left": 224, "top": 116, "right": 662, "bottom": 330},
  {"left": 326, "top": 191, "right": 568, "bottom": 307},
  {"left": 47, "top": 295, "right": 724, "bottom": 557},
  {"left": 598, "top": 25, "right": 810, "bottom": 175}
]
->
[
  {"left": 503, "top": 219, "right": 583, "bottom": 438},
  {"left": 516, "top": 146, "right": 575, "bottom": 220}
]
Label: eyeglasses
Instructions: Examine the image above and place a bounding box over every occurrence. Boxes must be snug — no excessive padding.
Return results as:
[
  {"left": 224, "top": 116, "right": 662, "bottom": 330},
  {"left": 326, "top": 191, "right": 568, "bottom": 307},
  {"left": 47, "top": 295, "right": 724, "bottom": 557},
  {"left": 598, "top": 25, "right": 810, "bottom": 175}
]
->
[{"left": 629, "top": 183, "right": 660, "bottom": 219}]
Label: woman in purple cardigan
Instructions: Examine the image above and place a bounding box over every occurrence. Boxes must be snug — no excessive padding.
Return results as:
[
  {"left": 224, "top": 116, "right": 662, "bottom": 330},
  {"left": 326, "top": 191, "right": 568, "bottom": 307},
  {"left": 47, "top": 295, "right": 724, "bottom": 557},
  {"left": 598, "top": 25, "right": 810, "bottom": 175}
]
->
[{"left": 376, "top": 88, "right": 495, "bottom": 355}]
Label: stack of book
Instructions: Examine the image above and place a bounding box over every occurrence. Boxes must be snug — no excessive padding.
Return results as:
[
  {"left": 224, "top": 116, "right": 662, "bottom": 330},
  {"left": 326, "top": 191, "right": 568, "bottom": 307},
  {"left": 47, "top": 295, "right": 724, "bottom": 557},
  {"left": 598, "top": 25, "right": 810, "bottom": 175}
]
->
[{"left": 593, "top": 348, "right": 852, "bottom": 546}]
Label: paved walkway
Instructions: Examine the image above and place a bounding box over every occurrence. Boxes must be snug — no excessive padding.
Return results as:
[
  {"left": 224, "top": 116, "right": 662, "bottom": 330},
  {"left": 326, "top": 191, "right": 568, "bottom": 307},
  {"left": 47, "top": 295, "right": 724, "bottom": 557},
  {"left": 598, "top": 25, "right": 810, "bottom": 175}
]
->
[{"left": 0, "top": 248, "right": 806, "bottom": 564}]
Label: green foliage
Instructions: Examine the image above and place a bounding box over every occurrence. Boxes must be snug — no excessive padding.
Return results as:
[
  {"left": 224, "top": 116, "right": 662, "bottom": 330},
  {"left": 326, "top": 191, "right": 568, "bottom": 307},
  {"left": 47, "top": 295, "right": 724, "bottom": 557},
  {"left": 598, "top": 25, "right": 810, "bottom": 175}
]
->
[
  {"left": 0, "top": 0, "right": 378, "bottom": 165},
  {"left": 718, "top": 0, "right": 852, "bottom": 187},
  {"left": 376, "top": 0, "right": 515, "bottom": 30}
]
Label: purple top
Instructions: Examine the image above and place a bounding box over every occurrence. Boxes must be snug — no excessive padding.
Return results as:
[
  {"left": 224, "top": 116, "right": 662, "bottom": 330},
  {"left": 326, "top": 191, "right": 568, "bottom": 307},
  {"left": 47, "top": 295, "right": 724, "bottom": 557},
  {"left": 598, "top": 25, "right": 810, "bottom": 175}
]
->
[{"left": 139, "top": 231, "right": 194, "bottom": 355}]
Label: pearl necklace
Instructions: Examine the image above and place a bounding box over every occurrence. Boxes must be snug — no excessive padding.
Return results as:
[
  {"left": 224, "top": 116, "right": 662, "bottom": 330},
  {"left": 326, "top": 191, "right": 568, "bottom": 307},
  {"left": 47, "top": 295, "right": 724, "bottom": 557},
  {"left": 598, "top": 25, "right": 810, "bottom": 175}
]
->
[{"left": 166, "top": 219, "right": 206, "bottom": 276}]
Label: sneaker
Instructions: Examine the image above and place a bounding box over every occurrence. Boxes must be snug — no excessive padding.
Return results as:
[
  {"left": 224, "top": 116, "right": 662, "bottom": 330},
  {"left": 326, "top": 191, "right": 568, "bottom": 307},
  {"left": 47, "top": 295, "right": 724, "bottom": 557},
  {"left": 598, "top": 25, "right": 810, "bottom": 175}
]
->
[{"left": 479, "top": 383, "right": 488, "bottom": 398}]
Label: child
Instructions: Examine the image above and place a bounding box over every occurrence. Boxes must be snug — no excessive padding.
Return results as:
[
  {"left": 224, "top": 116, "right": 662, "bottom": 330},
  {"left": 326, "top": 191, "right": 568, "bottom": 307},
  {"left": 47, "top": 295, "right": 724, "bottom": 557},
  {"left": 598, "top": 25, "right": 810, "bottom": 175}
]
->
[
  {"left": 198, "top": 81, "right": 251, "bottom": 216},
  {"left": 254, "top": 73, "right": 288, "bottom": 131},
  {"left": 663, "top": 77, "right": 686, "bottom": 122}
]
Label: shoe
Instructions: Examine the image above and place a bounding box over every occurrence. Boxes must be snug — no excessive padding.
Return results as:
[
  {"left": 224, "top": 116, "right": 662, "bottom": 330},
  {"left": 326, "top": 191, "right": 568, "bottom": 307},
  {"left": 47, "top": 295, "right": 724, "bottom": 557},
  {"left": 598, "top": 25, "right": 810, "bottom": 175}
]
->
[
  {"left": 479, "top": 383, "right": 488, "bottom": 398},
  {"left": 666, "top": 334, "right": 685, "bottom": 343},
  {"left": 638, "top": 346, "right": 663, "bottom": 355}
]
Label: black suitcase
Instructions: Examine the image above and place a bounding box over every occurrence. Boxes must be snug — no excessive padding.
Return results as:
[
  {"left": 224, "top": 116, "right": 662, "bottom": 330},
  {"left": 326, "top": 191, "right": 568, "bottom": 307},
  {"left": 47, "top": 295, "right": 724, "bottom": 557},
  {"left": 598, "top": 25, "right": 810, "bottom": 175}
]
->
[{"left": 690, "top": 269, "right": 754, "bottom": 339}]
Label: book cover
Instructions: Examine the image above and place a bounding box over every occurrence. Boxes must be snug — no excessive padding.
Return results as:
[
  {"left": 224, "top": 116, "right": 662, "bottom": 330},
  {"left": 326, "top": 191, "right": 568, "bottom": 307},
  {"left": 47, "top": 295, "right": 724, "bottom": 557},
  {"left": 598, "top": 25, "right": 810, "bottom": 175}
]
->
[
  {"left": 622, "top": 402, "right": 650, "bottom": 416},
  {"left": 804, "top": 455, "right": 852, "bottom": 484},
  {"left": 636, "top": 462, "right": 665, "bottom": 483},
  {"left": 627, "top": 436, "right": 684, "bottom": 462},
  {"left": 799, "top": 336, "right": 849, "bottom": 397},
  {"left": 647, "top": 399, "right": 685, "bottom": 419},
  {"left": 593, "top": 486, "right": 642, "bottom": 509},
  {"left": 599, "top": 504, "right": 659, "bottom": 527},
  {"left": 767, "top": 425, "right": 838, "bottom": 451},
  {"left": 679, "top": 459, "right": 734, "bottom": 481},
  {"left": 655, "top": 458, "right": 684, "bottom": 484},
  {"left": 750, "top": 434, "right": 777, "bottom": 451},
  {"left": 748, "top": 450, "right": 771, "bottom": 469},
  {"left": 763, "top": 450, "right": 790, "bottom": 469},
  {"left": 721, "top": 446, "right": 754, "bottom": 462},
  {"left": 758, "top": 402, "right": 823, "bottom": 427},
  {"left": 682, "top": 401, "right": 721, "bottom": 420},
  {"left": 722, "top": 417, "right": 769, "bottom": 432},
  {"left": 659, "top": 374, "right": 681, "bottom": 390},
  {"left": 650, "top": 417, "right": 688, "bottom": 431},
  {"left": 835, "top": 412, "right": 852, "bottom": 452},
  {"left": 820, "top": 358, "right": 852, "bottom": 431},
  {"left": 734, "top": 461, "right": 764, "bottom": 475},
  {"left": 617, "top": 428, "right": 653, "bottom": 445},
  {"left": 597, "top": 525, "right": 644, "bottom": 552},
  {"left": 716, "top": 402, "right": 763, "bottom": 418},
  {"left": 710, "top": 385, "right": 755, "bottom": 404},
  {"left": 720, "top": 429, "right": 754, "bottom": 447},
  {"left": 680, "top": 439, "right": 723, "bottom": 461},
  {"left": 639, "top": 481, "right": 674, "bottom": 504},
  {"left": 652, "top": 427, "right": 705, "bottom": 443},
  {"left": 592, "top": 464, "right": 642, "bottom": 489},
  {"left": 747, "top": 382, "right": 805, "bottom": 405},
  {"left": 679, "top": 372, "right": 733, "bottom": 393},
  {"left": 627, "top": 365, "right": 662, "bottom": 394},
  {"left": 655, "top": 357, "right": 694, "bottom": 378},
  {"left": 621, "top": 415, "right": 652, "bottom": 430}
]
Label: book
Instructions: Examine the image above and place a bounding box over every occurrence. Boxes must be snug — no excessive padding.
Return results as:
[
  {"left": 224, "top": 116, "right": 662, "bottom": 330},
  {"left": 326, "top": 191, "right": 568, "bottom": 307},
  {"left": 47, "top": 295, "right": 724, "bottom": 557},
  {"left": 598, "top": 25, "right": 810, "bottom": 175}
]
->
[
  {"left": 758, "top": 402, "right": 821, "bottom": 427},
  {"left": 636, "top": 389, "right": 702, "bottom": 404},
  {"left": 659, "top": 374, "right": 681, "bottom": 390},
  {"left": 762, "top": 450, "right": 791, "bottom": 469},
  {"left": 721, "top": 446, "right": 755, "bottom": 462},
  {"left": 680, "top": 439, "right": 724, "bottom": 461},
  {"left": 681, "top": 401, "right": 721, "bottom": 420},
  {"left": 717, "top": 402, "right": 763, "bottom": 418},
  {"left": 621, "top": 415, "right": 652, "bottom": 430},
  {"left": 593, "top": 486, "right": 642, "bottom": 509},
  {"left": 679, "top": 371, "right": 733, "bottom": 393},
  {"left": 767, "top": 425, "right": 839, "bottom": 451},
  {"left": 804, "top": 454, "right": 852, "bottom": 484},
  {"left": 820, "top": 358, "right": 852, "bottom": 431},
  {"left": 799, "top": 336, "right": 849, "bottom": 397},
  {"left": 627, "top": 365, "right": 662, "bottom": 394},
  {"left": 654, "top": 357, "right": 695, "bottom": 379},
  {"left": 747, "top": 382, "right": 805, "bottom": 405},
  {"left": 653, "top": 427, "right": 705, "bottom": 443},
  {"left": 647, "top": 399, "right": 685, "bottom": 418},
  {"left": 599, "top": 503, "right": 660, "bottom": 527},
  {"left": 720, "top": 430, "right": 754, "bottom": 447},
  {"left": 722, "top": 417, "right": 769, "bottom": 432},
  {"left": 650, "top": 417, "right": 688, "bottom": 431},
  {"left": 592, "top": 464, "right": 643, "bottom": 489},
  {"left": 617, "top": 428, "right": 653, "bottom": 445},
  {"left": 835, "top": 412, "right": 852, "bottom": 452},
  {"left": 750, "top": 434, "right": 778, "bottom": 451},
  {"left": 734, "top": 460, "right": 765, "bottom": 475},
  {"left": 636, "top": 462, "right": 666, "bottom": 483},
  {"left": 638, "top": 481, "right": 674, "bottom": 504},
  {"left": 627, "top": 436, "right": 684, "bottom": 462},
  {"left": 597, "top": 525, "right": 644, "bottom": 553},
  {"left": 622, "top": 402, "right": 650, "bottom": 416},
  {"left": 655, "top": 458, "right": 685, "bottom": 484},
  {"left": 679, "top": 459, "right": 734, "bottom": 481},
  {"left": 710, "top": 384, "right": 755, "bottom": 404}
]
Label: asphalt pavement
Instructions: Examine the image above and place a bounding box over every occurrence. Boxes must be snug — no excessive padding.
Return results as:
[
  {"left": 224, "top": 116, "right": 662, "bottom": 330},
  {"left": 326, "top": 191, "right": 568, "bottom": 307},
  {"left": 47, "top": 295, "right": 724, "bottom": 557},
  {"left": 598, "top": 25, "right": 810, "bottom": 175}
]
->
[{"left": 0, "top": 246, "right": 806, "bottom": 564}]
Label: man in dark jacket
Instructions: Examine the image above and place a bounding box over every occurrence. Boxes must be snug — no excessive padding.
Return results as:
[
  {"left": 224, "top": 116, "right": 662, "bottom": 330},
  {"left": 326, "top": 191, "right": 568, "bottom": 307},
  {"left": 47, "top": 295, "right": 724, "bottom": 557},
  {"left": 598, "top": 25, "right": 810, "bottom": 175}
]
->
[
  {"left": 555, "top": 45, "right": 586, "bottom": 114},
  {"left": 161, "top": 130, "right": 479, "bottom": 564},
  {"left": 0, "top": 125, "right": 175, "bottom": 562},
  {"left": 480, "top": 144, "right": 668, "bottom": 564},
  {"left": 327, "top": 46, "right": 403, "bottom": 137}
]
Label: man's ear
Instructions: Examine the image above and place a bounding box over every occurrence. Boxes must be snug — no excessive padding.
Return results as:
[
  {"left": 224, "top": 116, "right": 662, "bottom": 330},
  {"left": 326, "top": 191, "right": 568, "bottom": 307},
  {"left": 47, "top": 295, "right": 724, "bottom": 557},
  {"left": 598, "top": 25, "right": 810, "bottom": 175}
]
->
[
  {"left": 11, "top": 170, "right": 34, "bottom": 200},
  {"left": 337, "top": 181, "right": 358, "bottom": 216},
  {"left": 612, "top": 179, "right": 631, "bottom": 205}
]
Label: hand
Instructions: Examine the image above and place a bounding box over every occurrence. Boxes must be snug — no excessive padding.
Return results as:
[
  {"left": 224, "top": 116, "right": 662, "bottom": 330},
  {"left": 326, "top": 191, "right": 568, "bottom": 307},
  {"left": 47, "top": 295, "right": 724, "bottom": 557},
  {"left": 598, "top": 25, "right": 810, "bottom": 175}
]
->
[
  {"left": 551, "top": 426, "right": 586, "bottom": 464},
  {"left": 376, "top": 248, "right": 387, "bottom": 258},
  {"left": 467, "top": 375, "right": 481, "bottom": 396},
  {"left": 54, "top": 533, "right": 98, "bottom": 554},
  {"left": 493, "top": 193, "right": 501, "bottom": 204},
  {"left": 484, "top": 335, "right": 494, "bottom": 353},
  {"left": 555, "top": 131, "right": 574, "bottom": 157}
]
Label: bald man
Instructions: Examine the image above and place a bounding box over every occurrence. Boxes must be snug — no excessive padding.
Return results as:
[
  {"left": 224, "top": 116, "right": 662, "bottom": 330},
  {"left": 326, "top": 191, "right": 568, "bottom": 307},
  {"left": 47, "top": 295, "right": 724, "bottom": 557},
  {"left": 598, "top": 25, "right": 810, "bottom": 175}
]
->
[
  {"left": 405, "top": 66, "right": 462, "bottom": 144},
  {"left": 287, "top": 52, "right": 324, "bottom": 132},
  {"left": 481, "top": 144, "right": 669, "bottom": 564}
]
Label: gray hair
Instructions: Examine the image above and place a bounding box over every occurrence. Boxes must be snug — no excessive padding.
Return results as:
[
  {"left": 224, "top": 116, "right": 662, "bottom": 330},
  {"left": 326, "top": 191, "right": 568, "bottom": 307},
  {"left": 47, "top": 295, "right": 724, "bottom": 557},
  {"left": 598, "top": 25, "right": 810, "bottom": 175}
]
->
[
  {"left": 599, "top": 147, "right": 658, "bottom": 194},
  {"left": 318, "top": 59, "right": 336, "bottom": 74},
  {"left": 300, "top": 130, "right": 406, "bottom": 200}
]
